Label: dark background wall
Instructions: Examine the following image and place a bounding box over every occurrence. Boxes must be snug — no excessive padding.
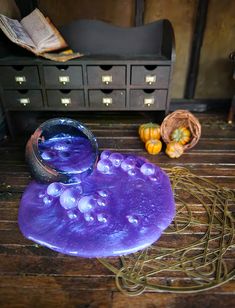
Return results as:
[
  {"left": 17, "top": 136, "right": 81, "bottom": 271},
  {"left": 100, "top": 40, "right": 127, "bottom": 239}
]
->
[
  {"left": 195, "top": 0, "right": 235, "bottom": 99},
  {"left": 38, "top": 0, "right": 135, "bottom": 27},
  {"left": 1, "top": 0, "right": 235, "bottom": 100},
  {"left": 0, "top": 0, "right": 20, "bottom": 18},
  {"left": 144, "top": 0, "right": 197, "bottom": 98}
]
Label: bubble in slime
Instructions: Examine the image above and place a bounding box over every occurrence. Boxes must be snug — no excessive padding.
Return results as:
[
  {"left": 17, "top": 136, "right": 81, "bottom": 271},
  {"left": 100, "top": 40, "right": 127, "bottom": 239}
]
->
[{"left": 19, "top": 131, "right": 175, "bottom": 258}]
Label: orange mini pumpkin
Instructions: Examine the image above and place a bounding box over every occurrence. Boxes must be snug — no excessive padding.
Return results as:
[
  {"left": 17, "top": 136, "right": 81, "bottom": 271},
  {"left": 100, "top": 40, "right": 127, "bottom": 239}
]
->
[
  {"left": 165, "top": 141, "right": 184, "bottom": 158},
  {"left": 139, "top": 123, "right": 161, "bottom": 142},
  {"left": 171, "top": 126, "right": 191, "bottom": 145},
  {"left": 145, "top": 139, "right": 162, "bottom": 155}
]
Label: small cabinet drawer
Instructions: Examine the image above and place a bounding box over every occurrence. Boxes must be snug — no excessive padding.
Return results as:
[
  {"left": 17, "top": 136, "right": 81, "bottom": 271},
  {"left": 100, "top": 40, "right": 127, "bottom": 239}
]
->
[
  {"left": 89, "top": 90, "right": 125, "bottom": 109},
  {"left": 43, "top": 66, "right": 83, "bottom": 88},
  {"left": 0, "top": 66, "right": 40, "bottom": 89},
  {"left": 87, "top": 66, "right": 126, "bottom": 87},
  {"left": 130, "top": 90, "right": 167, "bottom": 110},
  {"left": 47, "top": 90, "right": 85, "bottom": 109},
  {"left": 3, "top": 90, "right": 43, "bottom": 109},
  {"left": 131, "top": 65, "right": 170, "bottom": 88}
]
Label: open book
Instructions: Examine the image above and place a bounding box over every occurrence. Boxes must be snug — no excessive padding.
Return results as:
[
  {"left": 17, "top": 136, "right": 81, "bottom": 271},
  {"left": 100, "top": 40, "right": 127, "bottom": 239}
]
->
[{"left": 0, "top": 8, "right": 83, "bottom": 62}]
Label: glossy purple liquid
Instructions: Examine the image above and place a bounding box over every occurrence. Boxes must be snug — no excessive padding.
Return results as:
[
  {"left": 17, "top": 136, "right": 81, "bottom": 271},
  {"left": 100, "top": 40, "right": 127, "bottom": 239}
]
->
[
  {"left": 18, "top": 151, "right": 175, "bottom": 258},
  {"left": 38, "top": 135, "right": 95, "bottom": 173}
]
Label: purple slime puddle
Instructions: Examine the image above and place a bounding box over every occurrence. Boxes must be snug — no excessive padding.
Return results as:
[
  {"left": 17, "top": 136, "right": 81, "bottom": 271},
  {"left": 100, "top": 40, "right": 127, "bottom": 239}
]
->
[
  {"left": 38, "top": 135, "right": 95, "bottom": 173},
  {"left": 18, "top": 151, "right": 175, "bottom": 258}
]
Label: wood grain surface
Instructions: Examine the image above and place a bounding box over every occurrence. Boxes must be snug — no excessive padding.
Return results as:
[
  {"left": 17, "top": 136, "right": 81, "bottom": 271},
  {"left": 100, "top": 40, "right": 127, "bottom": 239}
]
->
[{"left": 0, "top": 111, "right": 234, "bottom": 307}]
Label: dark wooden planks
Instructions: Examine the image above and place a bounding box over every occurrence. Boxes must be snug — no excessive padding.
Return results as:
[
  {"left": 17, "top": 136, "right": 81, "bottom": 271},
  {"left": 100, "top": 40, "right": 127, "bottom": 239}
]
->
[
  {"left": 0, "top": 275, "right": 235, "bottom": 293},
  {"left": 0, "top": 288, "right": 112, "bottom": 308},
  {"left": 0, "top": 253, "right": 115, "bottom": 276},
  {"left": 112, "top": 292, "right": 235, "bottom": 308}
]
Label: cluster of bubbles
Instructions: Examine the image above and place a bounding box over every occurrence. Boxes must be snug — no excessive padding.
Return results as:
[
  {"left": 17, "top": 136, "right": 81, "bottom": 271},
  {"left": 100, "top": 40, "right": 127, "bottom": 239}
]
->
[
  {"left": 97, "top": 150, "right": 162, "bottom": 182},
  {"left": 38, "top": 181, "right": 142, "bottom": 227},
  {"left": 38, "top": 182, "right": 111, "bottom": 223},
  {"left": 37, "top": 151, "right": 163, "bottom": 226}
]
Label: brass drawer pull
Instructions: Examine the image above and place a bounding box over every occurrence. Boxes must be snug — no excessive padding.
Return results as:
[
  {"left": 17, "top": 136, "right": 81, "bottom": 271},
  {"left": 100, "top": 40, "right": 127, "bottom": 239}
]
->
[
  {"left": 19, "top": 98, "right": 30, "bottom": 106},
  {"left": 59, "top": 76, "right": 70, "bottom": 84},
  {"left": 102, "top": 97, "right": 112, "bottom": 106},
  {"left": 102, "top": 75, "right": 112, "bottom": 84},
  {"left": 61, "top": 98, "right": 71, "bottom": 106},
  {"left": 15, "top": 76, "right": 26, "bottom": 84},
  {"left": 144, "top": 98, "right": 155, "bottom": 107},
  {"left": 145, "top": 75, "right": 156, "bottom": 85}
]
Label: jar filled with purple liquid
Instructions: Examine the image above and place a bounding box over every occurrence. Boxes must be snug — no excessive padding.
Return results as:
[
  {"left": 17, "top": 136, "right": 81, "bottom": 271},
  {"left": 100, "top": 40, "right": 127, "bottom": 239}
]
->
[{"left": 25, "top": 118, "right": 99, "bottom": 183}]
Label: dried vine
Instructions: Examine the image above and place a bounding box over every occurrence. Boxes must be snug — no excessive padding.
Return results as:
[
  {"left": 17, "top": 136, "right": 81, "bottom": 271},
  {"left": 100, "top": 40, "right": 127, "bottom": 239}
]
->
[{"left": 98, "top": 167, "right": 235, "bottom": 296}]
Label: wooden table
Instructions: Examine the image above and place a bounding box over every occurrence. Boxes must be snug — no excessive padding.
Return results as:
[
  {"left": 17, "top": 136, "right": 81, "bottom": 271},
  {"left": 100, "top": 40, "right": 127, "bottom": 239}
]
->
[{"left": 0, "top": 111, "right": 234, "bottom": 307}]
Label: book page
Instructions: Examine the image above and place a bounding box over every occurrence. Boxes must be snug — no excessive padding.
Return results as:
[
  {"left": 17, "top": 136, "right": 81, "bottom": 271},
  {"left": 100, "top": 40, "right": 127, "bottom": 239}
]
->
[
  {"left": 20, "top": 8, "right": 54, "bottom": 49},
  {"left": 0, "top": 9, "right": 69, "bottom": 56},
  {"left": 0, "top": 14, "right": 36, "bottom": 48},
  {"left": 20, "top": 8, "right": 67, "bottom": 52},
  {"left": 36, "top": 17, "right": 67, "bottom": 52}
]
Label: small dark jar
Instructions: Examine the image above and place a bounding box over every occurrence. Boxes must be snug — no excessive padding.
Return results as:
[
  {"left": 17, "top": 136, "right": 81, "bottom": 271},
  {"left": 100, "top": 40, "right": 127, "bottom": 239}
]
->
[{"left": 25, "top": 118, "right": 99, "bottom": 183}]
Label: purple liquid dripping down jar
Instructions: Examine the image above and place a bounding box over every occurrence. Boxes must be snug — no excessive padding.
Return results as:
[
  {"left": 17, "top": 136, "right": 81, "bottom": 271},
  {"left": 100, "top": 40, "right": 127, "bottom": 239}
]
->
[{"left": 19, "top": 118, "right": 175, "bottom": 258}]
